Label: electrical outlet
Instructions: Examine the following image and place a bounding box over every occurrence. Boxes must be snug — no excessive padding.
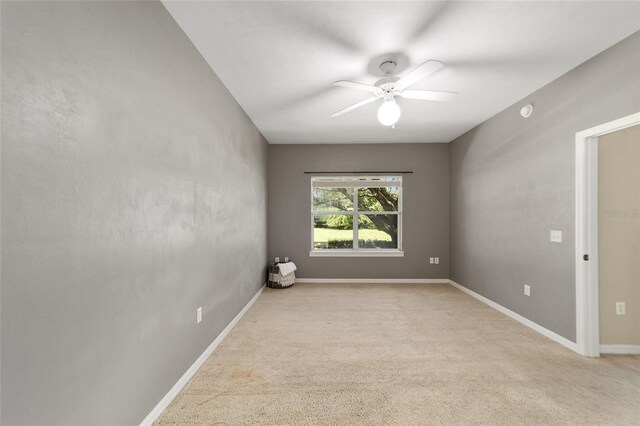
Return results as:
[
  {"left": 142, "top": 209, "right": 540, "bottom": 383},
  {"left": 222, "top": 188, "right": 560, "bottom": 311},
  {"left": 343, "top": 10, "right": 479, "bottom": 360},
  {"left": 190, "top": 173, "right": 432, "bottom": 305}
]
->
[
  {"left": 434, "top": 257, "right": 440, "bottom": 264},
  {"left": 616, "top": 302, "right": 626, "bottom": 315},
  {"left": 429, "top": 257, "right": 434, "bottom": 264},
  {"left": 196, "top": 307, "right": 203, "bottom": 324},
  {"left": 524, "top": 284, "right": 531, "bottom": 296},
  {"left": 550, "top": 230, "right": 563, "bottom": 243}
]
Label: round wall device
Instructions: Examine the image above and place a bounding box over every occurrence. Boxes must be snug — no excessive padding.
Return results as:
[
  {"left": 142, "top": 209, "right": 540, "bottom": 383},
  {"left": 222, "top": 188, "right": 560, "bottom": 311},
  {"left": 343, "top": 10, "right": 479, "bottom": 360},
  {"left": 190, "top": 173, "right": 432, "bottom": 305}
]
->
[{"left": 520, "top": 104, "right": 534, "bottom": 118}]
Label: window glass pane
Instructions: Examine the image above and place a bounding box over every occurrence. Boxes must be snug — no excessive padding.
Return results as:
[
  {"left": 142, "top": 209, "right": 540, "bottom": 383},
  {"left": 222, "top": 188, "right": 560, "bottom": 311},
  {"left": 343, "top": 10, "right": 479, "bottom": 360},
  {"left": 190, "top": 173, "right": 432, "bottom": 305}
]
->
[
  {"left": 313, "top": 188, "right": 354, "bottom": 212},
  {"left": 357, "top": 187, "right": 399, "bottom": 212},
  {"left": 313, "top": 215, "right": 354, "bottom": 249},
  {"left": 358, "top": 214, "right": 398, "bottom": 249}
]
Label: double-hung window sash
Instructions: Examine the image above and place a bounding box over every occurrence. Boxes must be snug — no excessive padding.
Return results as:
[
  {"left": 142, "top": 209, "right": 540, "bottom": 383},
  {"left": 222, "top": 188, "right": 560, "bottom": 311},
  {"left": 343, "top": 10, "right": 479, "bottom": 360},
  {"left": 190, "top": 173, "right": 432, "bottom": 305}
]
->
[{"left": 310, "top": 176, "right": 402, "bottom": 256}]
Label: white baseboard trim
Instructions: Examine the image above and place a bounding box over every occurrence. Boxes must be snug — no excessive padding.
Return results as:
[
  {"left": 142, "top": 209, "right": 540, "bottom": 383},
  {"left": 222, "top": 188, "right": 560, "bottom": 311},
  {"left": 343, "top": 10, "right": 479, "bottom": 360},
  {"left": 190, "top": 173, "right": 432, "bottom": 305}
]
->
[
  {"left": 140, "top": 283, "right": 266, "bottom": 426},
  {"left": 296, "top": 278, "right": 449, "bottom": 284},
  {"left": 448, "top": 280, "right": 579, "bottom": 353},
  {"left": 600, "top": 344, "right": 640, "bottom": 355}
]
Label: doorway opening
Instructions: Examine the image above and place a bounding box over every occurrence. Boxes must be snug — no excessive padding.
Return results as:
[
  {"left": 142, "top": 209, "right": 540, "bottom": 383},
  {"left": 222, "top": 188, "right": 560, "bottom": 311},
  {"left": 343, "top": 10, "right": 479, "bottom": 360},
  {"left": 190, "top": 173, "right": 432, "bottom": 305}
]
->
[{"left": 575, "top": 112, "right": 640, "bottom": 357}]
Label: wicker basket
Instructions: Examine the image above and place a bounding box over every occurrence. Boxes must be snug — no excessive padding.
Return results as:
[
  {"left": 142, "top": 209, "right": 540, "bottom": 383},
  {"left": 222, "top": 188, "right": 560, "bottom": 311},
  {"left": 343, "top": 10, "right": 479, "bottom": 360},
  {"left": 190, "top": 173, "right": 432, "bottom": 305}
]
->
[{"left": 267, "top": 262, "right": 295, "bottom": 289}]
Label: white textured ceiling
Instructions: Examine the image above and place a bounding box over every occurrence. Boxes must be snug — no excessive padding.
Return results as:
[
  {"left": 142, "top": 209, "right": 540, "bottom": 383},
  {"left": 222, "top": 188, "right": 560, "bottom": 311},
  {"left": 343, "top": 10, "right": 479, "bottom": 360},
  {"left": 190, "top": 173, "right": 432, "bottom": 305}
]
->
[{"left": 163, "top": 1, "right": 640, "bottom": 144}]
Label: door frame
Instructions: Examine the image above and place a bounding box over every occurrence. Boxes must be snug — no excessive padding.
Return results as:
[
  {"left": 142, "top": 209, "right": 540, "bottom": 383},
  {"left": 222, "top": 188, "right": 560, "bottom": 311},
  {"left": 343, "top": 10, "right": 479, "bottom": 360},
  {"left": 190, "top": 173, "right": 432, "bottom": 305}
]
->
[{"left": 575, "top": 112, "right": 640, "bottom": 357}]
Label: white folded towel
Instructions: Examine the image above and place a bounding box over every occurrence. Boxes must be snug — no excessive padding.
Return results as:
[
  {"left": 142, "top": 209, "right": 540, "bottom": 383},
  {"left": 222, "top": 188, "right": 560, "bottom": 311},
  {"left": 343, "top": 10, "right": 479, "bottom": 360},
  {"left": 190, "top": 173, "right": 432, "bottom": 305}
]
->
[{"left": 278, "top": 261, "right": 297, "bottom": 277}]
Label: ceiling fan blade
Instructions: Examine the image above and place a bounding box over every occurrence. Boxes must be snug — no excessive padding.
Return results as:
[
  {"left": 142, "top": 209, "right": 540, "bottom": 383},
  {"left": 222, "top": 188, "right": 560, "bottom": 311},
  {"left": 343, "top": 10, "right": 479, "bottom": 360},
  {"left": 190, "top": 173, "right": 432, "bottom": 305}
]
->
[
  {"left": 400, "top": 90, "right": 457, "bottom": 102},
  {"left": 334, "top": 80, "right": 381, "bottom": 94},
  {"left": 331, "top": 97, "right": 379, "bottom": 117},
  {"left": 395, "top": 60, "right": 444, "bottom": 92}
]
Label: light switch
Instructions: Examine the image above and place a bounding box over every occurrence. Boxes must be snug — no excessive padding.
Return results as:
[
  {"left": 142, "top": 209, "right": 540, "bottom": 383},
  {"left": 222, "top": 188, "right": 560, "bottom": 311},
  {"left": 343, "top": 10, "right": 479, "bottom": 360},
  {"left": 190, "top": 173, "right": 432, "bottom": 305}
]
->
[
  {"left": 550, "top": 230, "right": 563, "bottom": 243},
  {"left": 616, "top": 302, "right": 626, "bottom": 315}
]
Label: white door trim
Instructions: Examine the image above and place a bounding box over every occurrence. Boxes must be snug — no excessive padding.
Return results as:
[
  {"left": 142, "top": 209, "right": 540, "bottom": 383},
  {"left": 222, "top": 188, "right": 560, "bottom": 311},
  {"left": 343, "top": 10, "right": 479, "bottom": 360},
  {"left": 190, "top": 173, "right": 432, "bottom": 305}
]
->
[{"left": 575, "top": 112, "right": 640, "bottom": 357}]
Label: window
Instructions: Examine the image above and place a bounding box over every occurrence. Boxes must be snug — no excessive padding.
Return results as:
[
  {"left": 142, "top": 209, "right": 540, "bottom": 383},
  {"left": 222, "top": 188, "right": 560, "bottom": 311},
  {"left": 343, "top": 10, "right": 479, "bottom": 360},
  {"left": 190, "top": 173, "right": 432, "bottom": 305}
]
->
[{"left": 310, "top": 176, "right": 403, "bottom": 257}]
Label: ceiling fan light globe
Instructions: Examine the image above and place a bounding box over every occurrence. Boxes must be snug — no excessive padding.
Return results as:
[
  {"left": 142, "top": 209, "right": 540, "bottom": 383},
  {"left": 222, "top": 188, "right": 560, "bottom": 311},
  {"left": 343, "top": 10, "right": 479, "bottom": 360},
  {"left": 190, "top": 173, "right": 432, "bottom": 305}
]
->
[{"left": 377, "top": 100, "right": 401, "bottom": 126}]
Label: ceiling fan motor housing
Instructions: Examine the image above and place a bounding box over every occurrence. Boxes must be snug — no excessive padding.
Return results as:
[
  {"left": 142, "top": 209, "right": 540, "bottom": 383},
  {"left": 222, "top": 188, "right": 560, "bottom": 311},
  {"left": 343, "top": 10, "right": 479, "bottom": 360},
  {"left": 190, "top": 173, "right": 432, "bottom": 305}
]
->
[
  {"left": 376, "top": 61, "right": 400, "bottom": 99},
  {"left": 375, "top": 77, "right": 399, "bottom": 100}
]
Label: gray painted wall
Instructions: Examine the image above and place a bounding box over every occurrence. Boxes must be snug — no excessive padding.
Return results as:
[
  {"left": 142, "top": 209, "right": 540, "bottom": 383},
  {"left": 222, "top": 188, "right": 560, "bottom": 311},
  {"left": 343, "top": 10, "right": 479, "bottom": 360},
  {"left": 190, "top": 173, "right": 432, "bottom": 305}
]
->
[
  {"left": 269, "top": 144, "right": 449, "bottom": 279},
  {"left": 449, "top": 32, "right": 640, "bottom": 341},
  {"left": 1, "top": 2, "right": 268, "bottom": 424}
]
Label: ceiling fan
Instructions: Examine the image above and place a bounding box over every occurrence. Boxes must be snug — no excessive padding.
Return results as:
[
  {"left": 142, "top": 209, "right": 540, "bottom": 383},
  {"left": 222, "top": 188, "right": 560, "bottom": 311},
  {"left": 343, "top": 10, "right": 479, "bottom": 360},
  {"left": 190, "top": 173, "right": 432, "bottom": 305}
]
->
[{"left": 331, "top": 59, "right": 456, "bottom": 126}]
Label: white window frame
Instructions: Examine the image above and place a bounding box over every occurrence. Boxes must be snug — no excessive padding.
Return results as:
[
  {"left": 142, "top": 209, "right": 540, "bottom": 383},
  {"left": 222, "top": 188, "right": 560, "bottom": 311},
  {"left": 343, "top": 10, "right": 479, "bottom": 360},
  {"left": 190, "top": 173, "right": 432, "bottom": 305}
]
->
[{"left": 309, "top": 176, "right": 404, "bottom": 257}]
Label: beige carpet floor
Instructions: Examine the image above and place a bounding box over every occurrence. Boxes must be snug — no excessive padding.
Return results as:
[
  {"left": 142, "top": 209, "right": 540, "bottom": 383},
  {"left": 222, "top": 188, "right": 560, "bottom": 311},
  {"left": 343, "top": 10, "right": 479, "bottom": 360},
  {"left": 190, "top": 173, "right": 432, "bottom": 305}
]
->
[{"left": 155, "top": 283, "right": 640, "bottom": 425}]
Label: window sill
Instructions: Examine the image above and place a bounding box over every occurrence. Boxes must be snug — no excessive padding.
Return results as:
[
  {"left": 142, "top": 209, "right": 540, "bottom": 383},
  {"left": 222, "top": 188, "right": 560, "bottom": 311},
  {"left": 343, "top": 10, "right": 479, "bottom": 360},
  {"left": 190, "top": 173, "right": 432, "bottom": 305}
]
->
[{"left": 309, "top": 250, "right": 404, "bottom": 258}]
